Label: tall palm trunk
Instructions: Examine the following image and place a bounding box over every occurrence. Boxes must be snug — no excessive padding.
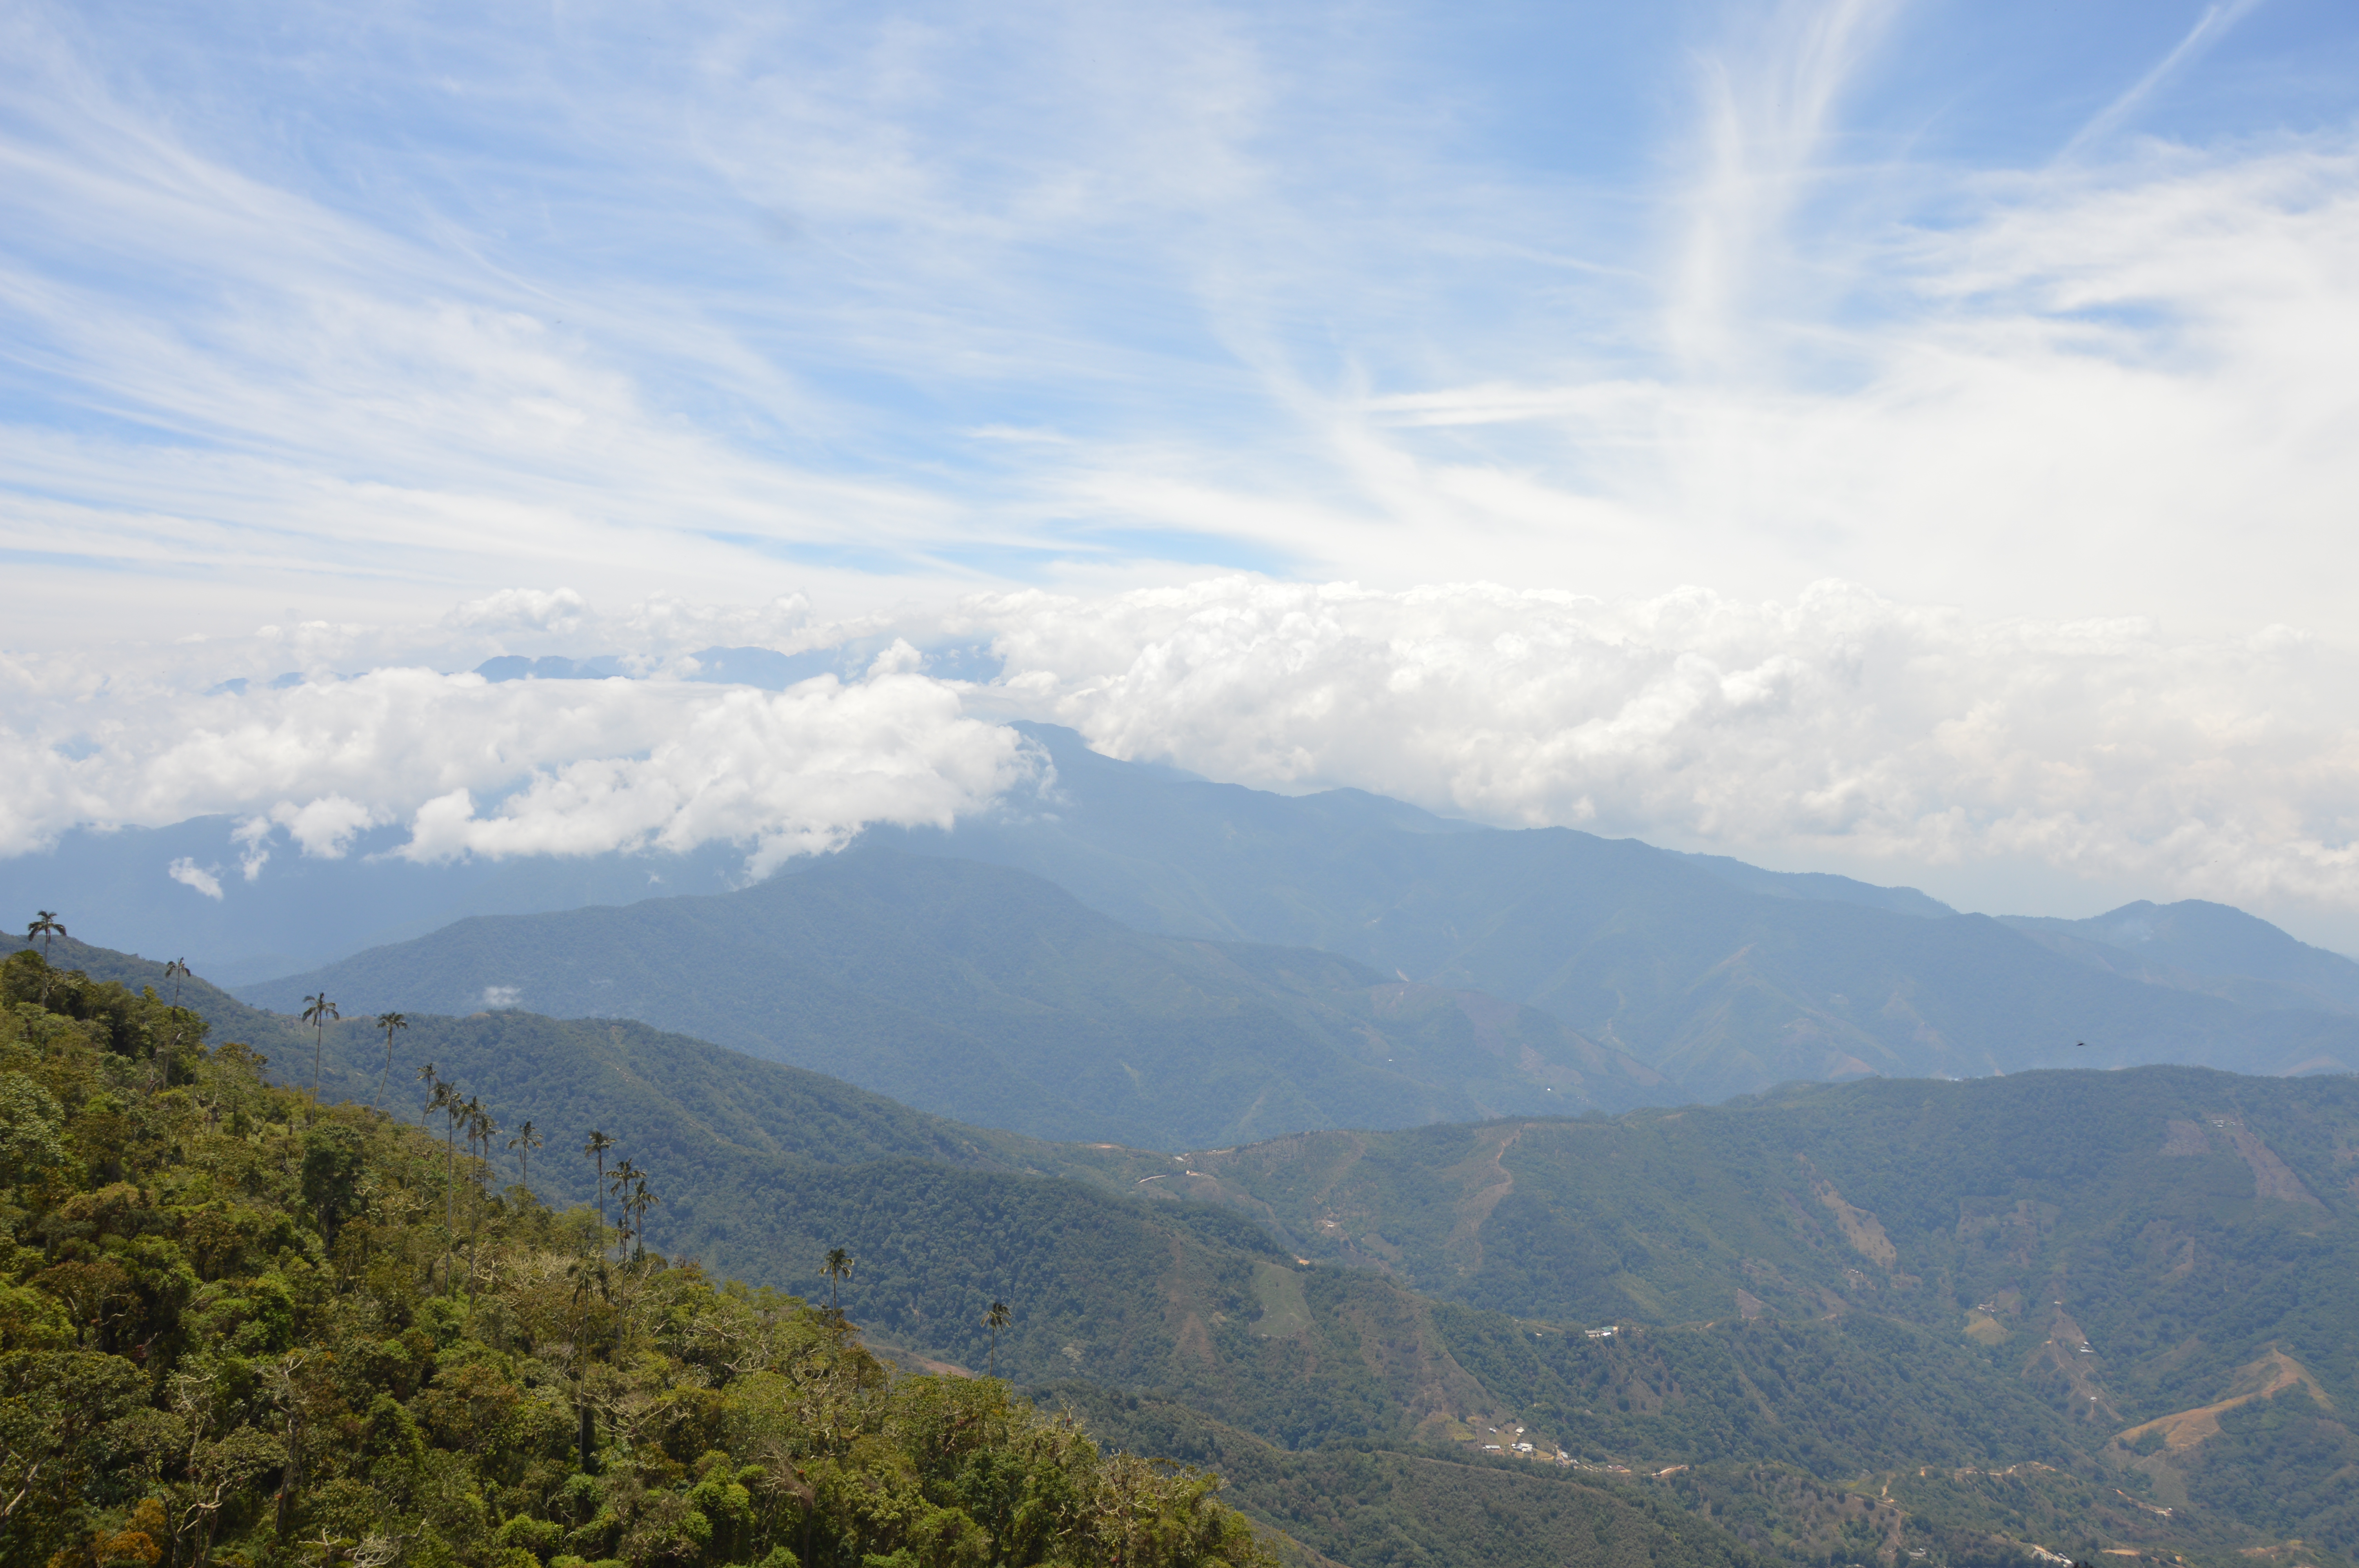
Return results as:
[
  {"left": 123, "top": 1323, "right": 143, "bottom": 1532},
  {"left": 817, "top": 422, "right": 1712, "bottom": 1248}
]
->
[
  {"left": 467, "top": 1109, "right": 491, "bottom": 1307},
  {"left": 443, "top": 1103, "right": 460, "bottom": 1295}
]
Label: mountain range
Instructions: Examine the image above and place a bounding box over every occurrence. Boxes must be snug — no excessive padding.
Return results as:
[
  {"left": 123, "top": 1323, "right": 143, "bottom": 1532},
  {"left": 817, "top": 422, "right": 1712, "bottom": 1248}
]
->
[
  {"left": 21, "top": 723, "right": 2356, "bottom": 1109},
  {"left": 231, "top": 726, "right": 2359, "bottom": 1112},
  {"left": 236, "top": 850, "right": 1668, "bottom": 1146},
  {"left": 17, "top": 720, "right": 2359, "bottom": 1565}
]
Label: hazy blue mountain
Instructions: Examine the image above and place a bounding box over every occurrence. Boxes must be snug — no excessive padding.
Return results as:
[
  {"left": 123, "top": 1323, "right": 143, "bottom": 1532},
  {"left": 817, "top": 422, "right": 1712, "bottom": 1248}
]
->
[
  {"left": 0, "top": 815, "right": 747, "bottom": 984},
  {"left": 868, "top": 727, "right": 2359, "bottom": 1094},
  {"left": 19, "top": 719, "right": 2359, "bottom": 1100},
  {"left": 2002, "top": 898, "right": 2359, "bottom": 1017},
  {"left": 866, "top": 722, "right": 1956, "bottom": 944},
  {"left": 238, "top": 850, "right": 1671, "bottom": 1146},
  {"left": 1670, "top": 848, "right": 1956, "bottom": 917}
]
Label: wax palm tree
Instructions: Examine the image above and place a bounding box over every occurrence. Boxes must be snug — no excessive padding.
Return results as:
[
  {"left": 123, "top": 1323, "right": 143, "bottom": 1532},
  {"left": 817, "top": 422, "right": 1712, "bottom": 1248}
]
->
[
  {"left": 466, "top": 1102, "right": 496, "bottom": 1303},
  {"left": 583, "top": 1131, "right": 616, "bottom": 1232},
  {"left": 149, "top": 958, "right": 195, "bottom": 1090},
  {"left": 628, "top": 1175, "right": 659, "bottom": 1262},
  {"left": 450, "top": 1093, "right": 477, "bottom": 1197},
  {"left": 25, "top": 912, "right": 65, "bottom": 1004},
  {"left": 429, "top": 1081, "right": 460, "bottom": 1227},
  {"left": 300, "top": 992, "right": 338, "bottom": 1093},
  {"left": 822, "top": 1247, "right": 854, "bottom": 1308},
  {"left": 607, "top": 1159, "right": 642, "bottom": 1254},
  {"left": 984, "top": 1299, "right": 1011, "bottom": 1376},
  {"left": 567, "top": 1258, "right": 611, "bottom": 1468},
  {"left": 371, "top": 1012, "right": 407, "bottom": 1109},
  {"left": 507, "top": 1120, "right": 542, "bottom": 1197}
]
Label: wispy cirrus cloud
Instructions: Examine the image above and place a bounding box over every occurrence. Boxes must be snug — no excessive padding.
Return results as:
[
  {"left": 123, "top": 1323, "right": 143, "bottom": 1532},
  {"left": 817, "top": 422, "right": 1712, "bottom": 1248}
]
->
[{"left": 5, "top": 0, "right": 2353, "bottom": 637}]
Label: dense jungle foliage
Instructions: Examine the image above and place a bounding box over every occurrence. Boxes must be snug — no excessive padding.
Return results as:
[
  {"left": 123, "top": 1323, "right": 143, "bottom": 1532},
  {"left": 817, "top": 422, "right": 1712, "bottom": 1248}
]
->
[{"left": 0, "top": 949, "right": 1276, "bottom": 1568}]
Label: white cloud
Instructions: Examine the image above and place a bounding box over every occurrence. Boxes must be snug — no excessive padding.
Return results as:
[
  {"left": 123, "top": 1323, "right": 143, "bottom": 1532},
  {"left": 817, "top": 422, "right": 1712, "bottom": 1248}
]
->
[
  {"left": 966, "top": 577, "right": 2359, "bottom": 915},
  {"left": 482, "top": 986, "right": 521, "bottom": 1009},
  {"left": 0, "top": 623, "right": 1033, "bottom": 879},
  {"left": 5, "top": 578, "right": 2359, "bottom": 943},
  {"left": 267, "top": 795, "right": 377, "bottom": 859},
  {"left": 396, "top": 662, "right": 1030, "bottom": 876},
  {"left": 7, "top": 0, "right": 2357, "bottom": 646},
  {"left": 231, "top": 815, "right": 273, "bottom": 881},
  {"left": 447, "top": 588, "right": 589, "bottom": 636},
  {"left": 166, "top": 857, "right": 223, "bottom": 900},
  {"left": 4, "top": 4, "right": 2359, "bottom": 945}
]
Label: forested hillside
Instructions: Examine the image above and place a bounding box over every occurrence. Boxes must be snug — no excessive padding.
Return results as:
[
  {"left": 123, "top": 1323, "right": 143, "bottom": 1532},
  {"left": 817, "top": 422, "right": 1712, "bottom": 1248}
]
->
[
  {"left": 0, "top": 946, "right": 1287, "bottom": 1568},
  {"left": 23, "top": 934, "right": 2357, "bottom": 1568}
]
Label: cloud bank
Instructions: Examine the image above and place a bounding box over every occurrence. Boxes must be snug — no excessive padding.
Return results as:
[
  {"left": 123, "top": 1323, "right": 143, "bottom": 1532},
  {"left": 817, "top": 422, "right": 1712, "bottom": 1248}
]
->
[
  {"left": 974, "top": 580, "right": 2359, "bottom": 915},
  {"left": 7, "top": 581, "right": 2357, "bottom": 943},
  {"left": 4, "top": 634, "right": 1032, "bottom": 880}
]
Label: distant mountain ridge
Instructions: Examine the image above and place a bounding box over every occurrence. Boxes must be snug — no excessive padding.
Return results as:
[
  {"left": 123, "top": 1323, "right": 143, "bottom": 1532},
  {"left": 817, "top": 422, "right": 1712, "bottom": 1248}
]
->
[
  {"left": 228, "top": 724, "right": 2359, "bottom": 1106},
  {"left": 16, "top": 719, "right": 2359, "bottom": 1100},
  {"left": 863, "top": 726, "right": 2359, "bottom": 1095},
  {"left": 2001, "top": 898, "right": 2359, "bottom": 1021},
  {"left": 240, "top": 850, "right": 1669, "bottom": 1147}
]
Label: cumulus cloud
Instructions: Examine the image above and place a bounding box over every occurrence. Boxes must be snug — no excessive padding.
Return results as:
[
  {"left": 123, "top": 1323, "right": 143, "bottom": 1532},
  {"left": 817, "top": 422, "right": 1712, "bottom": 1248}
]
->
[
  {"left": 446, "top": 588, "right": 589, "bottom": 636},
  {"left": 4, "top": 579, "right": 2359, "bottom": 940},
  {"left": 268, "top": 796, "right": 378, "bottom": 859},
  {"left": 962, "top": 578, "right": 2359, "bottom": 914},
  {"left": 0, "top": 623, "right": 1032, "bottom": 877},
  {"left": 398, "top": 656, "right": 1027, "bottom": 875},
  {"left": 166, "top": 857, "right": 224, "bottom": 900}
]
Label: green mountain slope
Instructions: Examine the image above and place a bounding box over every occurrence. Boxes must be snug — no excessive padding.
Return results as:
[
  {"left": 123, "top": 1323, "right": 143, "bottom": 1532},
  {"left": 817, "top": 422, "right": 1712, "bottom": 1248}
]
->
[
  {"left": 32, "top": 935, "right": 2358, "bottom": 1566},
  {"left": 1167, "top": 1069, "right": 2359, "bottom": 1376},
  {"left": 871, "top": 724, "right": 2359, "bottom": 1095},
  {"left": 235, "top": 850, "right": 1668, "bottom": 1147},
  {"left": 7, "top": 940, "right": 1779, "bottom": 1568},
  {"left": 0, "top": 946, "right": 1289, "bottom": 1568},
  {"left": 1042, "top": 1388, "right": 1783, "bottom": 1568},
  {"left": 31, "top": 933, "right": 1149, "bottom": 1201}
]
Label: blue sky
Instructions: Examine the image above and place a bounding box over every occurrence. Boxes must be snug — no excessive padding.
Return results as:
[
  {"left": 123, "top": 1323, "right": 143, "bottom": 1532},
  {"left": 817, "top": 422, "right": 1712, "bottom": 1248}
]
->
[
  {"left": 8, "top": 0, "right": 2357, "bottom": 626},
  {"left": 6, "top": 0, "right": 2359, "bottom": 945}
]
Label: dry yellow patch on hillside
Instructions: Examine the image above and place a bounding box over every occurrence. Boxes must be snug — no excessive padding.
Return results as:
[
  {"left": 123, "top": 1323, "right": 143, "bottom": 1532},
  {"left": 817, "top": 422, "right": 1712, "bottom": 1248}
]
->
[{"left": 2114, "top": 1348, "right": 2330, "bottom": 1453}]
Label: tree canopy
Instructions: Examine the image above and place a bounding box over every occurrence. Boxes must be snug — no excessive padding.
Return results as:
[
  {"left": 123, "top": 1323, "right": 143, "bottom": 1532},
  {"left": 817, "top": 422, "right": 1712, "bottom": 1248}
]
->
[{"left": 0, "top": 947, "right": 1275, "bottom": 1568}]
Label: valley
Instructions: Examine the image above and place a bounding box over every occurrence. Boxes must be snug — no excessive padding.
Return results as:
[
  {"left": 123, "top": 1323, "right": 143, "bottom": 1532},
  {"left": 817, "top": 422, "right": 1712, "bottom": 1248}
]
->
[{"left": 45, "top": 931, "right": 2359, "bottom": 1568}]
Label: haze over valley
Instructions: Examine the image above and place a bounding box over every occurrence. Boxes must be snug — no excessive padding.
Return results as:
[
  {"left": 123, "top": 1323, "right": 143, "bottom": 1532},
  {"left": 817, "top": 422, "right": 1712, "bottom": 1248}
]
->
[{"left": 8, "top": 0, "right": 2359, "bottom": 1564}]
